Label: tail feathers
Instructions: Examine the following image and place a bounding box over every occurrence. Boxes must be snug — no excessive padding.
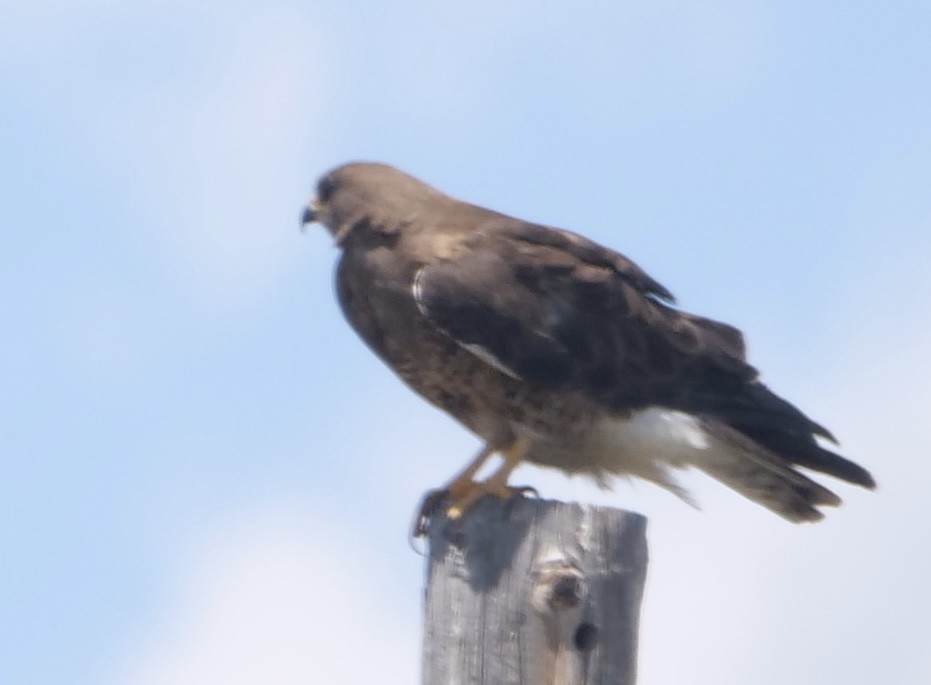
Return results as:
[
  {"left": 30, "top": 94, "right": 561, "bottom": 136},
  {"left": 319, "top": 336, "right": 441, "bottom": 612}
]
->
[
  {"left": 697, "top": 420, "right": 845, "bottom": 523},
  {"left": 743, "top": 428, "right": 876, "bottom": 489},
  {"left": 689, "top": 382, "right": 876, "bottom": 490}
]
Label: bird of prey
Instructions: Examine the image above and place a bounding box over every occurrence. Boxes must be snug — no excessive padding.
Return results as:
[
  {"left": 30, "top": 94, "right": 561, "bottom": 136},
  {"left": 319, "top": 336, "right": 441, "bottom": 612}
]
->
[{"left": 302, "top": 162, "right": 874, "bottom": 532}]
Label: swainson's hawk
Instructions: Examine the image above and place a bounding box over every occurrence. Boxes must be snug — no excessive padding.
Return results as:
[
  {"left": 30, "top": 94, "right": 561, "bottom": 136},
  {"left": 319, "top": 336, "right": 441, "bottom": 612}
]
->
[{"left": 302, "top": 162, "right": 874, "bottom": 532}]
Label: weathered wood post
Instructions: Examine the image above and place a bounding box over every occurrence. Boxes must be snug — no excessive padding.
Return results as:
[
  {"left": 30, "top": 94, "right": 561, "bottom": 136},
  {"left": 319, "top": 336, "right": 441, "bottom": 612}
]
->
[{"left": 422, "top": 497, "right": 648, "bottom": 685}]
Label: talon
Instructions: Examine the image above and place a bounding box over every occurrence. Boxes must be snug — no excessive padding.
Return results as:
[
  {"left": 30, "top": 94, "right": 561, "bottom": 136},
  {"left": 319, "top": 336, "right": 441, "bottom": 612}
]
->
[
  {"left": 412, "top": 481, "right": 533, "bottom": 536},
  {"left": 511, "top": 485, "right": 538, "bottom": 499},
  {"left": 412, "top": 488, "right": 449, "bottom": 538}
]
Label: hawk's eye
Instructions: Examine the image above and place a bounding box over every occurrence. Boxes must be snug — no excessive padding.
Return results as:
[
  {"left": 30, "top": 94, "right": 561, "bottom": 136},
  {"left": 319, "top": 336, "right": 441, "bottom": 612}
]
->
[{"left": 317, "top": 175, "right": 336, "bottom": 203}]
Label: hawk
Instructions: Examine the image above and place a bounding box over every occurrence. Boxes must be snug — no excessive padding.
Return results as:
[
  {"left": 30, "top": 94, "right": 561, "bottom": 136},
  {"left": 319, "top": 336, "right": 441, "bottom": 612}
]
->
[{"left": 302, "top": 162, "right": 874, "bottom": 531}]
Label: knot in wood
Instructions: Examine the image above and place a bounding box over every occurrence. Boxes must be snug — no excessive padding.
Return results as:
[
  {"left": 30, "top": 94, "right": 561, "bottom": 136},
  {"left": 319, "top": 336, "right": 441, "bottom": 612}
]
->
[
  {"left": 531, "top": 562, "right": 587, "bottom": 615},
  {"left": 549, "top": 572, "right": 583, "bottom": 610}
]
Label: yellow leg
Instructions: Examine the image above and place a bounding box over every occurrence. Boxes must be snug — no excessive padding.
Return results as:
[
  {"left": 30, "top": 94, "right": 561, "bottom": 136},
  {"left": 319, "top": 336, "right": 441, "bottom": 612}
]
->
[
  {"left": 447, "top": 438, "right": 532, "bottom": 520},
  {"left": 442, "top": 443, "right": 497, "bottom": 498}
]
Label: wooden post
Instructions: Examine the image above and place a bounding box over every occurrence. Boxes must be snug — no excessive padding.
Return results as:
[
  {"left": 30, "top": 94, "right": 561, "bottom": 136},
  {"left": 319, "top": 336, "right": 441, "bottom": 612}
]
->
[{"left": 422, "top": 497, "right": 648, "bottom": 685}]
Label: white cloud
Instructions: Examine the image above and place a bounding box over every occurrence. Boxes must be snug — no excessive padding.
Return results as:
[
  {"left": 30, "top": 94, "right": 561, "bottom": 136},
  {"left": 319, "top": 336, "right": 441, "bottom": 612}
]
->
[{"left": 114, "top": 504, "right": 419, "bottom": 685}]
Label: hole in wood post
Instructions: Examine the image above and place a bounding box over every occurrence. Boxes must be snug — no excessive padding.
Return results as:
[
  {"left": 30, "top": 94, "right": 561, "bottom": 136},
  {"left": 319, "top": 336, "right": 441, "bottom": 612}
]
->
[
  {"left": 574, "top": 622, "right": 598, "bottom": 651},
  {"left": 550, "top": 574, "right": 582, "bottom": 609}
]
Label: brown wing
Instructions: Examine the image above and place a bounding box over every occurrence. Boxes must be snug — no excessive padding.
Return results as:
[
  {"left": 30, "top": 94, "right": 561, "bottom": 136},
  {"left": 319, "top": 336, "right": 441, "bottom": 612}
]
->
[
  {"left": 414, "top": 219, "right": 756, "bottom": 405},
  {"left": 414, "top": 219, "right": 875, "bottom": 488}
]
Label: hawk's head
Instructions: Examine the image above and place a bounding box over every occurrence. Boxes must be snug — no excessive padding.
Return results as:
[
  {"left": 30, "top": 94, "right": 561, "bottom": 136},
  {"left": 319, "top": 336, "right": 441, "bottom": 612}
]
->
[{"left": 301, "top": 162, "right": 444, "bottom": 245}]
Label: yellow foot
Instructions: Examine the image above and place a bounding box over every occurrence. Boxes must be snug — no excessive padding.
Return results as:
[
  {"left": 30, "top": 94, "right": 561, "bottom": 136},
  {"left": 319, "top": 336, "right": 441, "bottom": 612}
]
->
[
  {"left": 412, "top": 482, "right": 537, "bottom": 538},
  {"left": 411, "top": 438, "right": 535, "bottom": 538},
  {"left": 446, "top": 481, "right": 537, "bottom": 520}
]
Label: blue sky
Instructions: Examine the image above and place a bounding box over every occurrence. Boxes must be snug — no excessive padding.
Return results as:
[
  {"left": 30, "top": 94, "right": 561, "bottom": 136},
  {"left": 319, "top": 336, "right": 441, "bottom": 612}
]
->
[{"left": 2, "top": 1, "right": 930, "bottom": 683}]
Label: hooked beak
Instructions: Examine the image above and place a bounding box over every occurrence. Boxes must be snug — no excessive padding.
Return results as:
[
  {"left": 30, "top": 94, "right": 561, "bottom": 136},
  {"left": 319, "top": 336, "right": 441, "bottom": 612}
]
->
[{"left": 300, "top": 200, "right": 319, "bottom": 229}]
